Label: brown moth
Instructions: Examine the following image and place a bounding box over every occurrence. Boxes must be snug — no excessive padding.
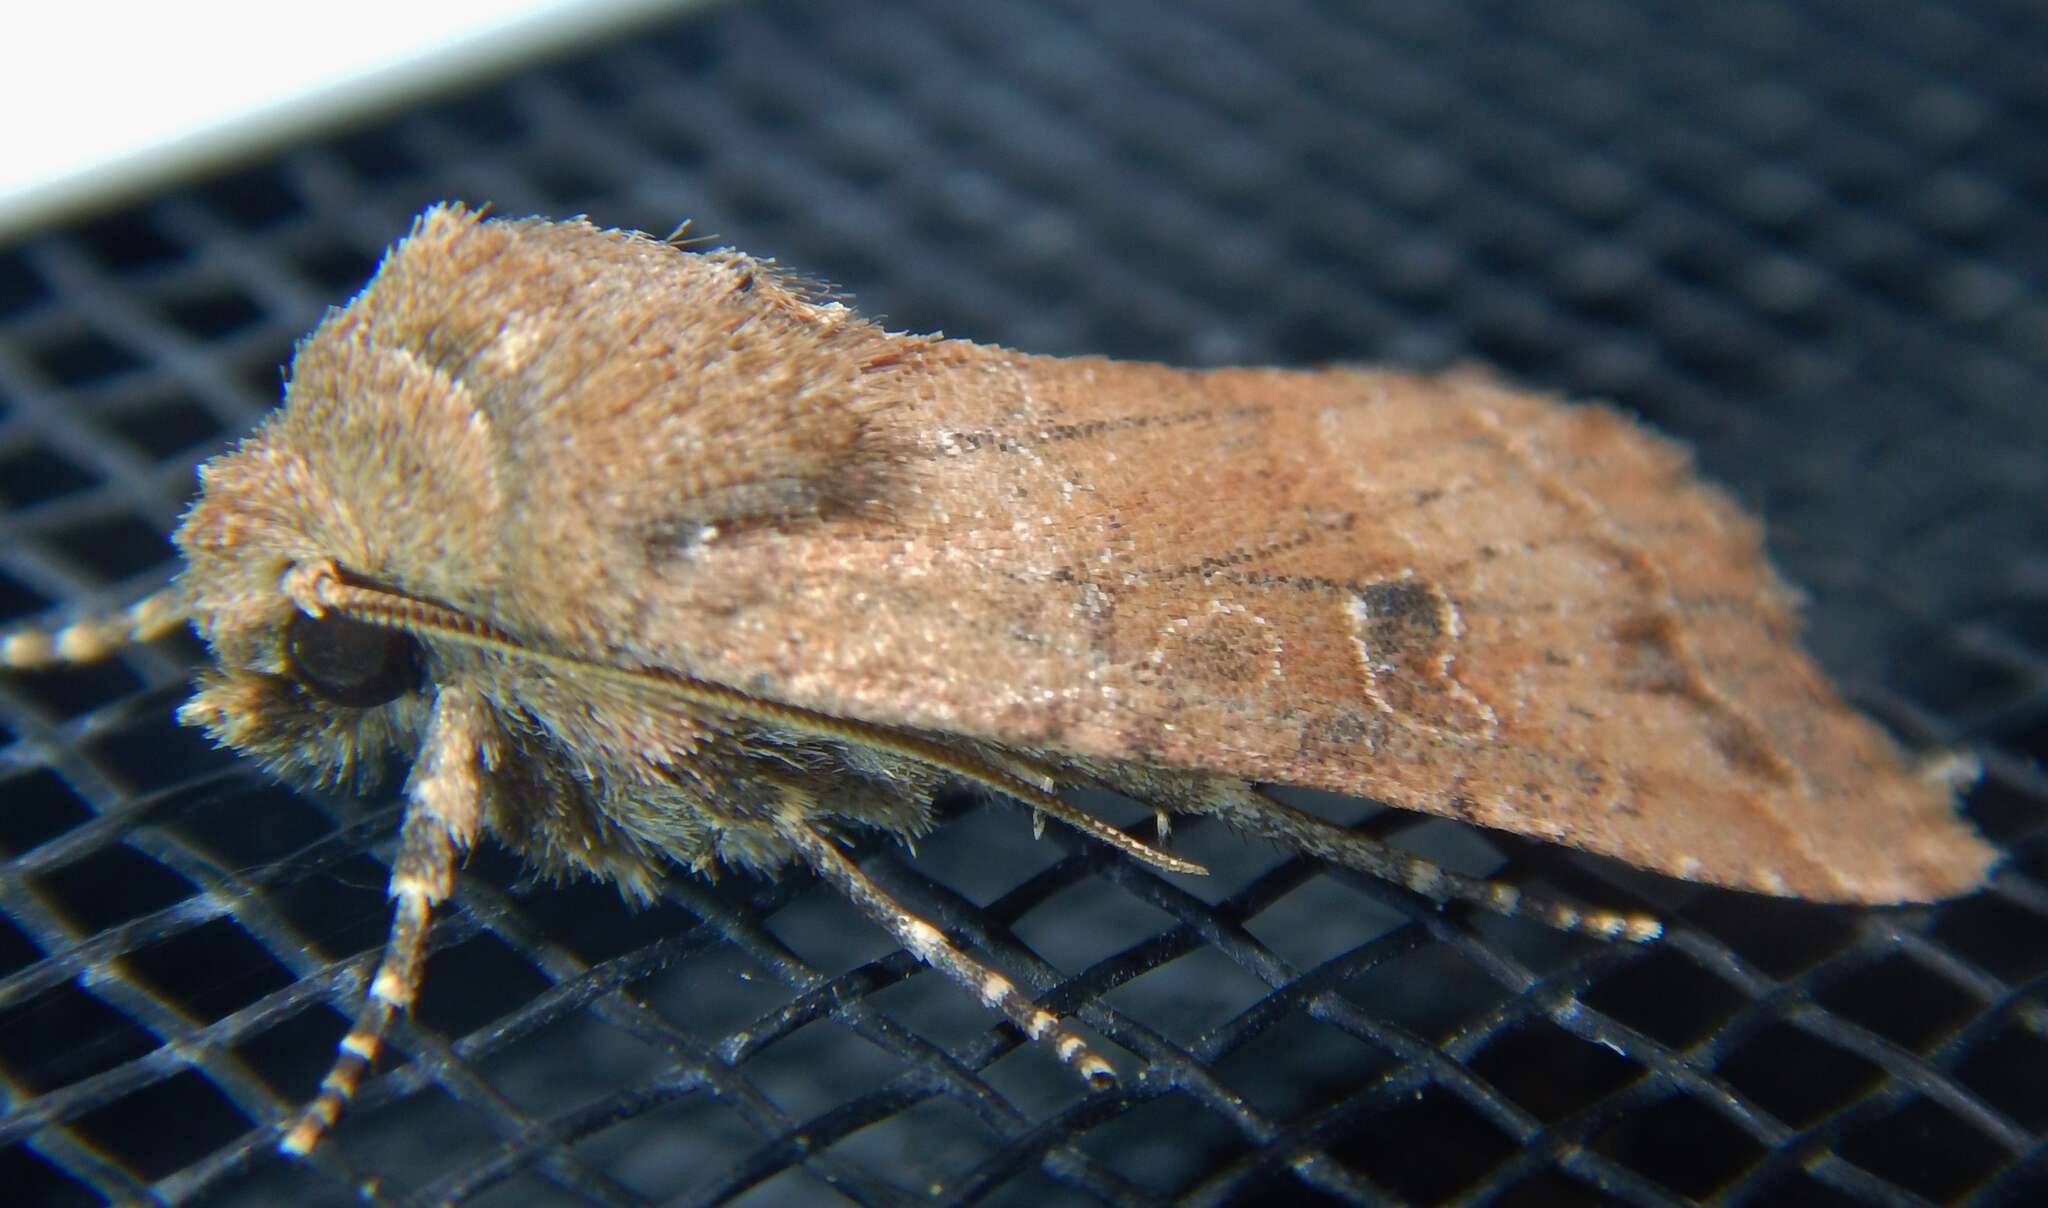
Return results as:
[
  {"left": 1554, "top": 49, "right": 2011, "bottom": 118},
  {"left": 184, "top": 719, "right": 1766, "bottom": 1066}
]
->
[{"left": 1, "top": 204, "right": 1995, "bottom": 1156}]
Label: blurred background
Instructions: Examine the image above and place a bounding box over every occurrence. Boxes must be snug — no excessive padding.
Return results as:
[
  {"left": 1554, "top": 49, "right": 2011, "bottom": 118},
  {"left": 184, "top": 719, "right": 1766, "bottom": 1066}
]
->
[{"left": 0, "top": 1, "right": 2042, "bottom": 1204}]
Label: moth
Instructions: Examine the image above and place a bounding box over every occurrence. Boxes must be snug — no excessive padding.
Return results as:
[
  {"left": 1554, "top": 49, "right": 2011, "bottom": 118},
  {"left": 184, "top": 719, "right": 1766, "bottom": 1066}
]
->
[{"left": 2, "top": 204, "right": 1995, "bottom": 1157}]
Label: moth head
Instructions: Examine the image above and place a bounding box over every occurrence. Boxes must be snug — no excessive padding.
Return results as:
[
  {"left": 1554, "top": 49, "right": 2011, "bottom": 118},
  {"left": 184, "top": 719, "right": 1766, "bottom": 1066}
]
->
[
  {"left": 172, "top": 424, "right": 442, "bottom": 786},
  {"left": 174, "top": 591, "right": 432, "bottom": 788},
  {"left": 169, "top": 234, "right": 510, "bottom": 784}
]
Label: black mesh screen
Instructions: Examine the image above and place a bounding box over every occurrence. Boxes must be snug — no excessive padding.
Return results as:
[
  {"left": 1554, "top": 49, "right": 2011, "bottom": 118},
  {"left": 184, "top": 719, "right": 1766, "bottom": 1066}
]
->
[{"left": 2, "top": 1, "right": 2044, "bottom": 1203}]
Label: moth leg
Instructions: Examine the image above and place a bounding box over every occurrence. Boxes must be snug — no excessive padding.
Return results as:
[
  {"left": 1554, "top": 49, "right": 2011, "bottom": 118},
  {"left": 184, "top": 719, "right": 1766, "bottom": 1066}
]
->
[
  {"left": 0, "top": 587, "right": 186, "bottom": 669},
  {"left": 776, "top": 798, "right": 1119, "bottom": 1089},
  {"left": 280, "top": 689, "right": 490, "bottom": 1156},
  {"left": 965, "top": 747, "right": 1204, "bottom": 874},
  {"left": 1192, "top": 779, "right": 1663, "bottom": 943}
]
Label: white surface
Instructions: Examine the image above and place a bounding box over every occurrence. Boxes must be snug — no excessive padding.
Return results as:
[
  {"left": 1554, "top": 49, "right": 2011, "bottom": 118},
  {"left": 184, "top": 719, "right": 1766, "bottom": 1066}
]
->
[{"left": 0, "top": 0, "right": 710, "bottom": 239}]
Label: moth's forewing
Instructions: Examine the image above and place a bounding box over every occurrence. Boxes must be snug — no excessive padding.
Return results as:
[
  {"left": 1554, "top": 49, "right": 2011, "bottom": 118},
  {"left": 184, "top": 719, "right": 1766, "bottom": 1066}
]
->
[
  {"left": 292, "top": 209, "right": 1989, "bottom": 906},
  {"left": 613, "top": 352, "right": 1993, "bottom": 903}
]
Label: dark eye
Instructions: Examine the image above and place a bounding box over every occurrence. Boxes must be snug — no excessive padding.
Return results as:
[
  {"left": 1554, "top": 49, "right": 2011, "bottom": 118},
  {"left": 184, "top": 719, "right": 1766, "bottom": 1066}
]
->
[{"left": 283, "top": 611, "right": 422, "bottom": 707}]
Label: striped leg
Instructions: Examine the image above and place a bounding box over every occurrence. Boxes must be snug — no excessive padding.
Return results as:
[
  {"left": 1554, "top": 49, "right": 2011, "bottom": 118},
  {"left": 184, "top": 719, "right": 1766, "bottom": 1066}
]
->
[
  {"left": 777, "top": 806, "right": 1119, "bottom": 1089},
  {"left": 1192, "top": 778, "right": 1663, "bottom": 943},
  {"left": 280, "top": 689, "right": 490, "bottom": 1156},
  {"left": 0, "top": 587, "right": 186, "bottom": 669}
]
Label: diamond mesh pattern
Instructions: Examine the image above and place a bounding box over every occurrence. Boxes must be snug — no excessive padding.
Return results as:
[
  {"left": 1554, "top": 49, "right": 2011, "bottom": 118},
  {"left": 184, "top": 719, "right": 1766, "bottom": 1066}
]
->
[{"left": 1, "top": 1, "right": 2044, "bottom": 1203}]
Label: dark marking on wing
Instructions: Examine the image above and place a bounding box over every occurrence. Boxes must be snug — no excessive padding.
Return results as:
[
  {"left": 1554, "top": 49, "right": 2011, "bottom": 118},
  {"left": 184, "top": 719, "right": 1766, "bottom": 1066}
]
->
[
  {"left": 934, "top": 402, "right": 1272, "bottom": 458},
  {"left": 1346, "top": 577, "right": 1499, "bottom": 738},
  {"left": 1615, "top": 612, "right": 1797, "bottom": 784}
]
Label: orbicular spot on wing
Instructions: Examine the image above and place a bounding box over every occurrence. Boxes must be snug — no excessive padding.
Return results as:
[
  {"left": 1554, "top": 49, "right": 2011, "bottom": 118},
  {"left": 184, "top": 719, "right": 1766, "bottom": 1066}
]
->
[
  {"left": 1614, "top": 611, "right": 1798, "bottom": 786},
  {"left": 1344, "top": 578, "right": 1498, "bottom": 739}
]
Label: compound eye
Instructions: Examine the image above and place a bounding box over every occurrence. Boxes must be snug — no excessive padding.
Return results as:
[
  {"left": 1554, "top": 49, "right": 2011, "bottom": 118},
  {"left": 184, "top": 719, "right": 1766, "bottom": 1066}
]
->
[{"left": 283, "top": 611, "right": 422, "bottom": 707}]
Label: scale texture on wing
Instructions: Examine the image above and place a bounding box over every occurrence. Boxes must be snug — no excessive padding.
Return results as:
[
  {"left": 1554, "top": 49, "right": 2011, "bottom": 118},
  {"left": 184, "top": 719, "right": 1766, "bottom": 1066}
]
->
[
  {"left": 414, "top": 213, "right": 1989, "bottom": 905},
  {"left": 622, "top": 348, "right": 1988, "bottom": 903}
]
